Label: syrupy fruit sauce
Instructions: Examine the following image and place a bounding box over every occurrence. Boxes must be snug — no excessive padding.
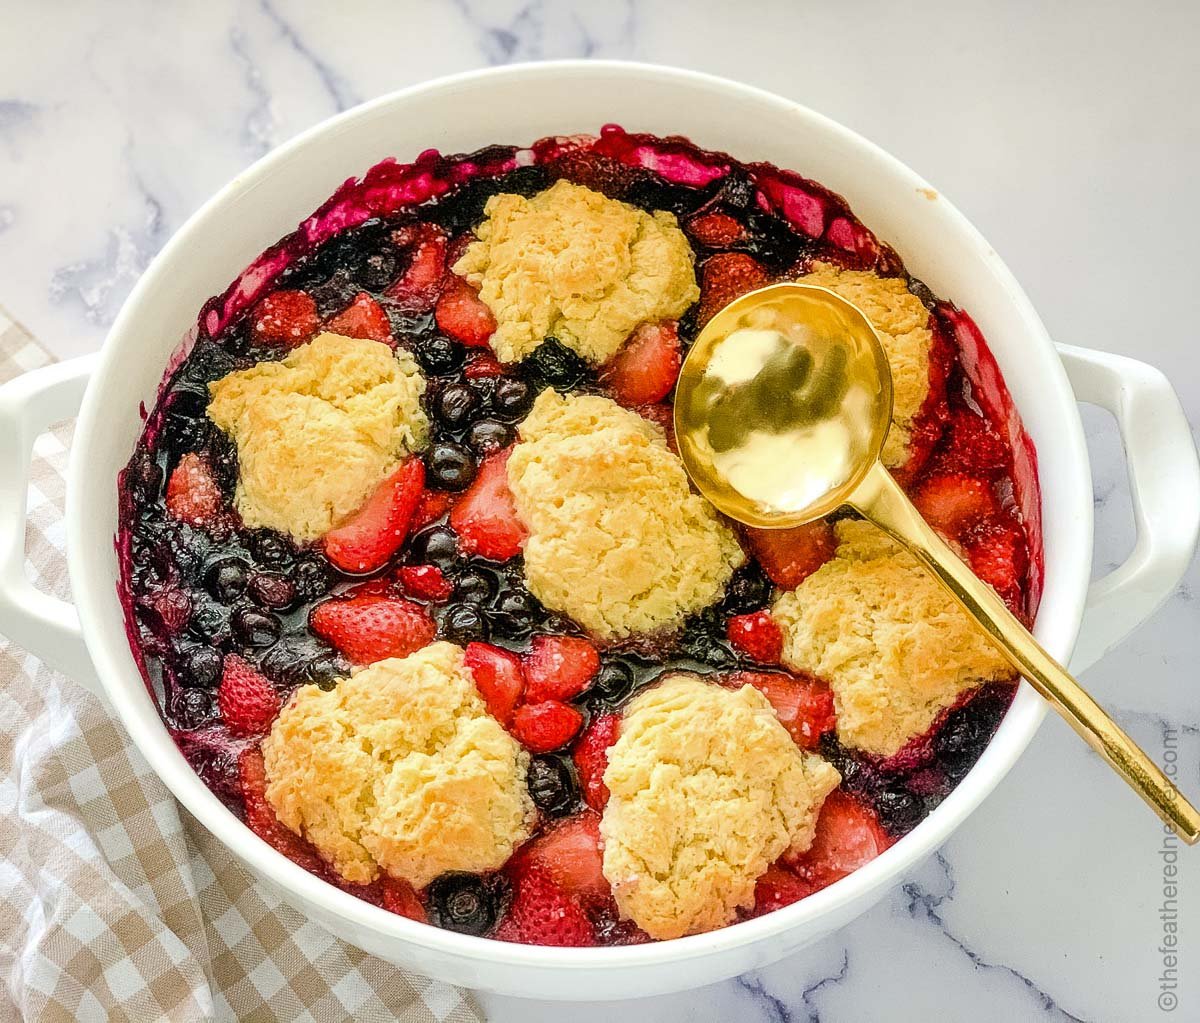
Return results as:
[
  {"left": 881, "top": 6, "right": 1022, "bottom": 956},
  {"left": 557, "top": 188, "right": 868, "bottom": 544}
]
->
[{"left": 117, "top": 126, "right": 1042, "bottom": 942}]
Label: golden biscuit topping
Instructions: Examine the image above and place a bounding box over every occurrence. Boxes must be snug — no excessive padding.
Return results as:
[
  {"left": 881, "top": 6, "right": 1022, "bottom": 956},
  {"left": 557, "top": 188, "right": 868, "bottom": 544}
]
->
[
  {"left": 261, "top": 642, "right": 534, "bottom": 887},
  {"left": 207, "top": 332, "right": 428, "bottom": 541},
  {"left": 452, "top": 180, "right": 699, "bottom": 364},
  {"left": 600, "top": 673, "right": 840, "bottom": 939},
  {"left": 507, "top": 391, "right": 744, "bottom": 639},
  {"left": 772, "top": 519, "right": 1015, "bottom": 756}
]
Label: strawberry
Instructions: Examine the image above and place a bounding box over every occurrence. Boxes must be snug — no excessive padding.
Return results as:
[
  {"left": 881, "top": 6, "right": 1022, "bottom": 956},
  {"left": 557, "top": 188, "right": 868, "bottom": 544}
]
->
[
  {"left": 786, "top": 790, "right": 891, "bottom": 888},
  {"left": 238, "top": 745, "right": 330, "bottom": 876},
  {"left": 687, "top": 212, "right": 744, "bottom": 248},
  {"left": 324, "top": 291, "right": 392, "bottom": 343},
  {"left": 386, "top": 224, "right": 447, "bottom": 310},
  {"left": 967, "top": 518, "right": 1029, "bottom": 617},
  {"left": 398, "top": 564, "right": 453, "bottom": 602},
  {"left": 218, "top": 654, "right": 281, "bottom": 737},
  {"left": 725, "top": 670, "right": 836, "bottom": 749},
  {"left": 518, "top": 812, "right": 608, "bottom": 905},
  {"left": 435, "top": 275, "right": 496, "bottom": 347},
  {"left": 751, "top": 864, "right": 816, "bottom": 916},
  {"left": 323, "top": 459, "right": 425, "bottom": 574},
  {"left": 463, "top": 351, "right": 506, "bottom": 379},
  {"left": 913, "top": 473, "right": 998, "bottom": 538},
  {"left": 165, "top": 453, "right": 223, "bottom": 527},
  {"left": 463, "top": 642, "right": 525, "bottom": 725},
  {"left": 726, "top": 610, "right": 783, "bottom": 663},
  {"left": 344, "top": 576, "right": 398, "bottom": 599},
  {"left": 744, "top": 519, "right": 837, "bottom": 589},
  {"left": 309, "top": 595, "right": 435, "bottom": 665},
  {"left": 380, "top": 876, "right": 427, "bottom": 923},
  {"left": 449, "top": 449, "right": 528, "bottom": 561},
  {"left": 493, "top": 864, "right": 595, "bottom": 946},
  {"left": 522, "top": 635, "right": 600, "bottom": 703},
  {"left": 600, "top": 321, "right": 682, "bottom": 406},
  {"left": 411, "top": 489, "right": 453, "bottom": 530},
  {"left": 573, "top": 712, "right": 618, "bottom": 812},
  {"left": 250, "top": 289, "right": 319, "bottom": 347},
  {"left": 697, "top": 252, "right": 770, "bottom": 327},
  {"left": 932, "top": 406, "right": 1010, "bottom": 478},
  {"left": 511, "top": 700, "right": 584, "bottom": 753},
  {"left": 634, "top": 402, "right": 677, "bottom": 452}
]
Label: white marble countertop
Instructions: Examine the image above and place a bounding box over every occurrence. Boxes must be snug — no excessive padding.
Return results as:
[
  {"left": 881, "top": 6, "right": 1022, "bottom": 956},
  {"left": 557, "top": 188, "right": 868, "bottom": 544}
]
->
[{"left": 2, "top": 2, "right": 1197, "bottom": 1020}]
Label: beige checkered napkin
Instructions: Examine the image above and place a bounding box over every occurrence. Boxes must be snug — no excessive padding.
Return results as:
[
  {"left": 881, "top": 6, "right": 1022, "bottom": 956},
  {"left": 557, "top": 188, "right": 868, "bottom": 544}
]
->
[{"left": 0, "top": 312, "right": 484, "bottom": 1023}]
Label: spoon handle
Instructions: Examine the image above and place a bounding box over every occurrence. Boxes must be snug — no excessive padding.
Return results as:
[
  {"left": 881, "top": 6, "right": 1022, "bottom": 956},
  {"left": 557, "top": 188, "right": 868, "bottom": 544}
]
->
[{"left": 849, "top": 462, "right": 1200, "bottom": 844}]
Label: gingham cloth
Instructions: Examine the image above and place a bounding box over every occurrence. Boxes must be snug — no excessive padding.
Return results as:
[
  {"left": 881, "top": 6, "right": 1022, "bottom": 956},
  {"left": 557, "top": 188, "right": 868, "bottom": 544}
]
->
[{"left": 0, "top": 310, "right": 484, "bottom": 1023}]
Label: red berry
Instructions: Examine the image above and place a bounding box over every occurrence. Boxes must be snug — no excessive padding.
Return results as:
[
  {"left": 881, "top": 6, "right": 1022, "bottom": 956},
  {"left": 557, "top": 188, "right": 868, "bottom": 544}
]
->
[
  {"left": 493, "top": 864, "right": 595, "bottom": 946},
  {"left": 398, "top": 564, "right": 453, "bottom": 602},
  {"left": 386, "top": 224, "right": 447, "bottom": 310},
  {"left": 966, "top": 518, "right": 1029, "bottom": 617},
  {"left": 165, "top": 453, "right": 223, "bottom": 527},
  {"left": 511, "top": 701, "right": 584, "bottom": 753},
  {"left": 410, "top": 488, "right": 453, "bottom": 530},
  {"left": 463, "top": 352, "right": 506, "bottom": 379},
  {"left": 522, "top": 635, "right": 600, "bottom": 703},
  {"left": 751, "top": 864, "right": 816, "bottom": 916},
  {"left": 250, "top": 289, "right": 319, "bottom": 347},
  {"left": 913, "top": 473, "right": 998, "bottom": 538},
  {"left": 726, "top": 610, "right": 783, "bottom": 663},
  {"left": 744, "top": 519, "right": 837, "bottom": 589},
  {"left": 687, "top": 212, "right": 744, "bottom": 247},
  {"left": 380, "top": 876, "right": 427, "bottom": 923},
  {"left": 786, "top": 790, "right": 891, "bottom": 889},
  {"left": 324, "top": 291, "right": 392, "bottom": 343},
  {"left": 464, "top": 642, "right": 525, "bottom": 725},
  {"left": 238, "top": 746, "right": 330, "bottom": 876},
  {"left": 724, "top": 670, "right": 836, "bottom": 749},
  {"left": 449, "top": 448, "right": 528, "bottom": 561},
  {"left": 218, "top": 654, "right": 281, "bottom": 737},
  {"left": 517, "top": 812, "right": 608, "bottom": 905},
  {"left": 573, "top": 712, "right": 619, "bottom": 812},
  {"left": 323, "top": 459, "right": 425, "bottom": 574},
  {"left": 933, "top": 406, "right": 1010, "bottom": 478},
  {"left": 697, "top": 252, "right": 770, "bottom": 327},
  {"left": 634, "top": 402, "right": 677, "bottom": 452},
  {"left": 138, "top": 584, "right": 192, "bottom": 636},
  {"left": 435, "top": 275, "right": 496, "bottom": 347},
  {"left": 600, "top": 320, "right": 682, "bottom": 406},
  {"left": 309, "top": 595, "right": 435, "bottom": 665}
]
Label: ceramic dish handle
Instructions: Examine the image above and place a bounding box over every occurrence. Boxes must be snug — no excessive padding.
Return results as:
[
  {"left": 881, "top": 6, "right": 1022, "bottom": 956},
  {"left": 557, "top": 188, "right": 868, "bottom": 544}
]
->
[
  {"left": 0, "top": 354, "right": 103, "bottom": 694},
  {"left": 1057, "top": 343, "right": 1200, "bottom": 672}
]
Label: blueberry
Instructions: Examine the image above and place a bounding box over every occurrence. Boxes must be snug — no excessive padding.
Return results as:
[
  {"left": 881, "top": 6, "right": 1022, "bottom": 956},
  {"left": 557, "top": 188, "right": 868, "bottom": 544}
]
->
[
  {"left": 526, "top": 338, "right": 587, "bottom": 389},
  {"left": 453, "top": 568, "right": 497, "bottom": 605},
  {"left": 432, "top": 382, "right": 481, "bottom": 431},
  {"left": 126, "top": 451, "right": 163, "bottom": 506},
  {"left": 717, "top": 170, "right": 756, "bottom": 210},
  {"left": 414, "top": 335, "right": 464, "bottom": 376},
  {"left": 591, "top": 661, "right": 634, "bottom": 704},
  {"left": 308, "top": 271, "right": 360, "bottom": 318},
  {"left": 426, "top": 873, "right": 501, "bottom": 936},
  {"left": 205, "top": 557, "right": 250, "bottom": 602},
  {"left": 679, "top": 629, "right": 736, "bottom": 668},
  {"left": 231, "top": 605, "right": 282, "bottom": 648},
  {"left": 175, "top": 339, "right": 238, "bottom": 393},
  {"left": 526, "top": 755, "right": 578, "bottom": 816},
  {"left": 171, "top": 688, "right": 217, "bottom": 730},
  {"left": 188, "top": 597, "right": 232, "bottom": 646},
  {"left": 407, "top": 525, "right": 459, "bottom": 571},
  {"left": 933, "top": 687, "right": 1010, "bottom": 780},
  {"left": 875, "top": 788, "right": 924, "bottom": 836},
  {"left": 426, "top": 442, "right": 477, "bottom": 491},
  {"left": 440, "top": 604, "right": 488, "bottom": 644},
  {"left": 355, "top": 248, "right": 400, "bottom": 290},
  {"left": 316, "top": 230, "right": 371, "bottom": 275},
  {"left": 246, "top": 529, "right": 295, "bottom": 569},
  {"left": 177, "top": 645, "right": 223, "bottom": 689},
  {"left": 259, "top": 635, "right": 346, "bottom": 687},
  {"left": 465, "top": 418, "right": 514, "bottom": 455},
  {"left": 248, "top": 571, "right": 297, "bottom": 610},
  {"left": 491, "top": 377, "right": 534, "bottom": 421},
  {"left": 721, "top": 563, "right": 773, "bottom": 615},
  {"left": 292, "top": 556, "right": 334, "bottom": 603},
  {"left": 488, "top": 589, "right": 541, "bottom": 638}
]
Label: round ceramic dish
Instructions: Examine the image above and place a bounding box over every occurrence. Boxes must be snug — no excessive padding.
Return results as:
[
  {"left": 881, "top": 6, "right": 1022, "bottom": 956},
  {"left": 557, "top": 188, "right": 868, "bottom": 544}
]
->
[{"left": 1, "top": 62, "right": 1197, "bottom": 1000}]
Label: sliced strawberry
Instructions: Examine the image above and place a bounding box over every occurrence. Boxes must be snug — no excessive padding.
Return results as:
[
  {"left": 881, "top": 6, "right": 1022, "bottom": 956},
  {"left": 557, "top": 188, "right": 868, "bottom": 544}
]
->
[
  {"left": 687, "top": 212, "right": 745, "bottom": 248},
  {"left": 463, "top": 642, "right": 525, "bottom": 725},
  {"left": 600, "top": 321, "right": 682, "bottom": 406},
  {"left": 218, "top": 654, "right": 281, "bottom": 737},
  {"left": 380, "top": 876, "right": 427, "bottom": 923},
  {"left": 932, "top": 405, "right": 1011, "bottom": 478},
  {"left": 573, "top": 712, "right": 619, "bottom": 812},
  {"left": 697, "top": 252, "right": 770, "bottom": 327},
  {"left": 238, "top": 745, "right": 330, "bottom": 876},
  {"left": 397, "top": 564, "right": 453, "bottom": 602},
  {"left": 309, "top": 595, "right": 435, "bottom": 665},
  {"left": 913, "top": 473, "right": 998, "bottom": 538},
  {"left": 511, "top": 700, "right": 584, "bottom": 753},
  {"left": 411, "top": 489, "right": 453, "bottom": 530},
  {"left": 493, "top": 864, "right": 595, "bottom": 946},
  {"left": 435, "top": 275, "right": 496, "bottom": 348},
  {"left": 634, "top": 402, "right": 677, "bottom": 452},
  {"left": 250, "top": 289, "right": 319, "bottom": 347},
  {"left": 786, "top": 790, "right": 891, "bottom": 889},
  {"left": 751, "top": 864, "right": 817, "bottom": 916},
  {"left": 325, "top": 291, "right": 392, "bottom": 343},
  {"left": 323, "top": 459, "right": 425, "bottom": 574},
  {"left": 744, "top": 519, "right": 837, "bottom": 590},
  {"left": 343, "top": 576, "right": 398, "bottom": 599},
  {"left": 386, "top": 224, "right": 447, "bottom": 310},
  {"left": 518, "top": 812, "right": 608, "bottom": 905},
  {"left": 726, "top": 610, "right": 783, "bottom": 664},
  {"left": 463, "top": 351, "right": 506, "bottom": 379},
  {"left": 165, "top": 453, "right": 223, "bottom": 527},
  {"left": 895, "top": 322, "right": 955, "bottom": 485},
  {"left": 449, "top": 448, "right": 528, "bottom": 561},
  {"left": 967, "top": 518, "right": 1029, "bottom": 617},
  {"left": 522, "top": 635, "right": 601, "bottom": 703},
  {"left": 725, "top": 670, "right": 836, "bottom": 749}
]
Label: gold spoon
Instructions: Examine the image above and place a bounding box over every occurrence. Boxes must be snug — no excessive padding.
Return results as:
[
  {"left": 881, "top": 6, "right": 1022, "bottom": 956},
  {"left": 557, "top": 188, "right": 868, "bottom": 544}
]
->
[{"left": 674, "top": 282, "right": 1200, "bottom": 844}]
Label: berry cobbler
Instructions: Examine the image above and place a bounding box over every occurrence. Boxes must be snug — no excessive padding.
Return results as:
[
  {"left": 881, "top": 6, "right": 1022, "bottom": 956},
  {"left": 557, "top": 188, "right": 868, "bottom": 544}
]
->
[{"left": 118, "top": 127, "right": 1042, "bottom": 945}]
